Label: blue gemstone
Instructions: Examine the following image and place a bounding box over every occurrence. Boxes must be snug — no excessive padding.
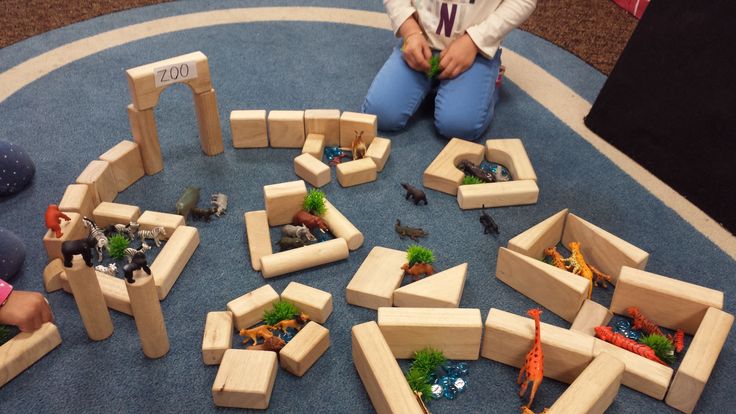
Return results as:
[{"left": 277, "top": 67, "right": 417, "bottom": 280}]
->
[
  {"left": 613, "top": 320, "right": 641, "bottom": 341},
  {"left": 442, "top": 383, "right": 458, "bottom": 400},
  {"left": 431, "top": 384, "right": 443, "bottom": 399},
  {"left": 480, "top": 161, "right": 512, "bottom": 181},
  {"left": 279, "top": 331, "right": 294, "bottom": 343}
]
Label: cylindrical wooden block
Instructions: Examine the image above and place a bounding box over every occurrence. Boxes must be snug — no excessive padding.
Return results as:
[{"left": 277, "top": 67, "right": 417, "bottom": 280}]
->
[
  {"left": 127, "top": 104, "right": 163, "bottom": 175},
  {"left": 125, "top": 273, "right": 170, "bottom": 358},
  {"left": 260, "top": 238, "right": 349, "bottom": 278},
  {"left": 322, "top": 199, "right": 363, "bottom": 250},
  {"left": 193, "top": 88, "right": 224, "bottom": 156},
  {"left": 65, "top": 258, "right": 114, "bottom": 341}
]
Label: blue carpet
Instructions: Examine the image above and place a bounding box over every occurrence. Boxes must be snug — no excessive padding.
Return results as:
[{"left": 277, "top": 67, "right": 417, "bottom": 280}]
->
[{"left": 0, "top": 1, "right": 734, "bottom": 413}]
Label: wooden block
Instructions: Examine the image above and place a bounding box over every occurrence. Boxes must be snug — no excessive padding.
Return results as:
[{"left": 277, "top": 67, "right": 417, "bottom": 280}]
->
[
  {"left": 193, "top": 88, "right": 224, "bottom": 156},
  {"left": 59, "top": 184, "right": 96, "bottom": 218},
  {"left": 43, "top": 258, "right": 65, "bottom": 292},
  {"left": 0, "top": 323, "right": 62, "bottom": 388},
  {"left": 92, "top": 202, "right": 141, "bottom": 228},
  {"left": 485, "top": 138, "right": 537, "bottom": 181},
  {"left": 231, "top": 110, "right": 268, "bottom": 148},
  {"left": 340, "top": 111, "right": 377, "bottom": 147},
  {"left": 202, "top": 311, "right": 233, "bottom": 365},
  {"left": 610, "top": 266, "right": 724, "bottom": 334},
  {"left": 393, "top": 263, "right": 467, "bottom": 308},
  {"left": 481, "top": 308, "right": 595, "bottom": 384},
  {"left": 244, "top": 211, "right": 272, "bottom": 271},
  {"left": 302, "top": 133, "right": 325, "bottom": 159},
  {"left": 95, "top": 271, "right": 132, "bottom": 315},
  {"left": 226, "top": 285, "right": 280, "bottom": 330},
  {"left": 561, "top": 213, "right": 649, "bottom": 283},
  {"left": 76, "top": 160, "right": 117, "bottom": 204},
  {"left": 322, "top": 198, "right": 363, "bottom": 250},
  {"left": 351, "top": 321, "right": 423, "bottom": 414},
  {"left": 378, "top": 307, "right": 482, "bottom": 360},
  {"left": 127, "top": 104, "right": 163, "bottom": 175},
  {"left": 294, "top": 153, "right": 330, "bottom": 188},
  {"left": 279, "top": 321, "right": 330, "bottom": 377},
  {"left": 280, "top": 282, "right": 333, "bottom": 324},
  {"left": 365, "top": 137, "right": 391, "bottom": 172},
  {"left": 65, "top": 258, "right": 114, "bottom": 341},
  {"left": 666, "top": 307, "right": 734, "bottom": 413},
  {"left": 260, "top": 238, "right": 349, "bottom": 279},
  {"left": 346, "top": 247, "right": 406, "bottom": 310},
  {"left": 508, "top": 208, "right": 568, "bottom": 259},
  {"left": 336, "top": 157, "right": 377, "bottom": 187},
  {"left": 593, "top": 338, "right": 673, "bottom": 399},
  {"left": 268, "top": 110, "right": 305, "bottom": 148},
  {"left": 137, "top": 210, "right": 185, "bottom": 240},
  {"left": 150, "top": 225, "right": 199, "bottom": 300},
  {"left": 126, "top": 274, "right": 170, "bottom": 358},
  {"left": 263, "top": 180, "right": 308, "bottom": 226},
  {"left": 423, "top": 138, "right": 485, "bottom": 195},
  {"left": 496, "top": 247, "right": 589, "bottom": 322},
  {"left": 99, "top": 140, "right": 145, "bottom": 191},
  {"left": 571, "top": 299, "right": 613, "bottom": 336},
  {"left": 305, "top": 109, "right": 340, "bottom": 147},
  {"left": 456, "top": 180, "right": 539, "bottom": 209},
  {"left": 43, "top": 212, "right": 87, "bottom": 262},
  {"left": 212, "top": 349, "right": 278, "bottom": 409},
  {"left": 547, "top": 352, "right": 624, "bottom": 414}
]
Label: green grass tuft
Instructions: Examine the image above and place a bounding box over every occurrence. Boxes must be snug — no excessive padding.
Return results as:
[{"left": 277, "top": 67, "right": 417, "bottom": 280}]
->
[
  {"left": 462, "top": 175, "right": 485, "bottom": 185},
  {"left": 405, "top": 347, "right": 446, "bottom": 402},
  {"left": 639, "top": 334, "right": 675, "bottom": 365},
  {"left": 263, "top": 300, "right": 300, "bottom": 326},
  {"left": 303, "top": 189, "right": 327, "bottom": 216},
  {"left": 407, "top": 245, "right": 435, "bottom": 266},
  {"left": 406, "top": 368, "right": 433, "bottom": 401},
  {"left": 427, "top": 55, "right": 441, "bottom": 79},
  {"left": 107, "top": 234, "right": 130, "bottom": 259}
]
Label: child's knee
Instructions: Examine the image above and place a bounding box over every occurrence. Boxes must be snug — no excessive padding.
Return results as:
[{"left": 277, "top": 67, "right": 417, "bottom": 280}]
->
[
  {"left": 434, "top": 109, "right": 490, "bottom": 141},
  {"left": 362, "top": 100, "right": 410, "bottom": 132}
]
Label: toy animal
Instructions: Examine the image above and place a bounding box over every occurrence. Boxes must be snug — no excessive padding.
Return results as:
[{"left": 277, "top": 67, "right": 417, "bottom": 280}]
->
[
  {"left": 395, "top": 219, "right": 429, "bottom": 241},
  {"left": 95, "top": 263, "right": 118, "bottom": 277},
  {"left": 175, "top": 186, "right": 200, "bottom": 217},
  {"left": 352, "top": 130, "right": 366, "bottom": 160},
  {"left": 626, "top": 307, "right": 665, "bottom": 336},
  {"left": 123, "top": 242, "right": 151, "bottom": 262},
  {"left": 566, "top": 242, "right": 613, "bottom": 290},
  {"left": 239, "top": 325, "right": 275, "bottom": 346},
  {"left": 61, "top": 235, "right": 97, "bottom": 268},
  {"left": 672, "top": 329, "right": 685, "bottom": 353},
  {"left": 211, "top": 193, "right": 228, "bottom": 216},
  {"left": 400, "top": 183, "right": 428, "bottom": 205},
  {"left": 277, "top": 236, "right": 305, "bottom": 251},
  {"left": 521, "top": 406, "right": 548, "bottom": 414},
  {"left": 293, "top": 210, "right": 328, "bottom": 232},
  {"left": 190, "top": 207, "right": 216, "bottom": 222},
  {"left": 281, "top": 224, "right": 316, "bottom": 243},
  {"left": 401, "top": 262, "right": 434, "bottom": 282},
  {"left": 248, "top": 336, "right": 286, "bottom": 352},
  {"left": 457, "top": 159, "right": 495, "bottom": 183},
  {"left": 82, "top": 217, "right": 109, "bottom": 263},
  {"left": 104, "top": 221, "right": 139, "bottom": 239},
  {"left": 595, "top": 326, "right": 667, "bottom": 365},
  {"left": 272, "top": 312, "right": 310, "bottom": 333},
  {"left": 479, "top": 205, "right": 499, "bottom": 234},
  {"left": 542, "top": 247, "right": 567, "bottom": 270},
  {"left": 122, "top": 252, "right": 151, "bottom": 284},
  {"left": 518, "top": 309, "right": 544, "bottom": 409},
  {"left": 138, "top": 226, "right": 166, "bottom": 247},
  {"left": 45, "top": 204, "right": 71, "bottom": 238}
]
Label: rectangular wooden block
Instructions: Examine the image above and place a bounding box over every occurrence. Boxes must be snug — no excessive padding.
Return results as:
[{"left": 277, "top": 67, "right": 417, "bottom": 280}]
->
[
  {"left": 202, "top": 311, "right": 234, "bottom": 365},
  {"left": 481, "top": 308, "right": 595, "bottom": 384},
  {"left": 456, "top": 180, "right": 539, "bottom": 209},
  {"left": 43, "top": 212, "right": 87, "bottom": 262},
  {"left": 92, "top": 201, "right": 141, "bottom": 228},
  {"left": 496, "top": 247, "right": 589, "bottom": 322},
  {"left": 259, "top": 238, "right": 349, "bottom": 278},
  {"left": 547, "top": 352, "right": 624, "bottom": 414},
  {"left": 43, "top": 259, "right": 65, "bottom": 293},
  {"left": 346, "top": 247, "right": 406, "bottom": 310},
  {"left": 76, "top": 159, "right": 117, "bottom": 204},
  {"left": 593, "top": 338, "right": 673, "bottom": 399},
  {"left": 244, "top": 210, "right": 272, "bottom": 271},
  {"left": 231, "top": 110, "right": 268, "bottom": 148},
  {"left": 137, "top": 210, "right": 185, "bottom": 240},
  {"left": 212, "top": 349, "right": 278, "bottom": 409},
  {"left": 268, "top": 110, "right": 305, "bottom": 148},
  {"left": 340, "top": 111, "right": 377, "bottom": 147},
  {"left": 322, "top": 198, "right": 363, "bottom": 251},
  {"left": 351, "top": 321, "right": 423, "bottom": 414},
  {"left": 0, "top": 323, "right": 62, "bottom": 388},
  {"left": 279, "top": 321, "right": 330, "bottom": 377},
  {"left": 58, "top": 270, "right": 132, "bottom": 315},
  {"left": 226, "top": 285, "right": 280, "bottom": 330},
  {"left": 59, "top": 184, "right": 96, "bottom": 219},
  {"left": 423, "top": 138, "right": 485, "bottom": 195},
  {"left": 294, "top": 153, "right": 330, "bottom": 188},
  {"left": 150, "top": 225, "right": 199, "bottom": 299},
  {"left": 302, "top": 133, "right": 325, "bottom": 159},
  {"left": 365, "top": 137, "right": 391, "bottom": 172},
  {"left": 508, "top": 209, "right": 568, "bottom": 259},
  {"left": 193, "top": 88, "right": 224, "bottom": 156},
  {"left": 666, "top": 307, "right": 734, "bottom": 413},
  {"left": 336, "top": 157, "right": 377, "bottom": 187},
  {"left": 263, "top": 180, "right": 308, "bottom": 226},
  {"left": 485, "top": 138, "right": 537, "bottom": 181},
  {"left": 99, "top": 140, "right": 145, "bottom": 192},
  {"left": 571, "top": 299, "right": 613, "bottom": 336},
  {"left": 305, "top": 109, "right": 340, "bottom": 147},
  {"left": 280, "top": 282, "right": 333, "bottom": 324},
  {"left": 610, "top": 266, "right": 724, "bottom": 334},
  {"left": 378, "top": 307, "right": 483, "bottom": 360},
  {"left": 127, "top": 104, "right": 163, "bottom": 175}
]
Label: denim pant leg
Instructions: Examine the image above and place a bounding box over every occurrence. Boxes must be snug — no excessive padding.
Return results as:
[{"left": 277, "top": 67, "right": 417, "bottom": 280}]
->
[
  {"left": 362, "top": 45, "right": 433, "bottom": 131},
  {"left": 434, "top": 50, "right": 502, "bottom": 141}
]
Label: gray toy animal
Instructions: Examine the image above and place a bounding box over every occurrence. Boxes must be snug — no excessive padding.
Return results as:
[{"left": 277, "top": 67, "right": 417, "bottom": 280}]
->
[
  {"left": 277, "top": 236, "right": 305, "bottom": 251},
  {"left": 281, "top": 224, "right": 316, "bottom": 243}
]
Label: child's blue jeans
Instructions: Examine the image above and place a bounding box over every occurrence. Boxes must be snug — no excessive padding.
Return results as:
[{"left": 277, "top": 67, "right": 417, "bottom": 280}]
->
[{"left": 362, "top": 45, "right": 502, "bottom": 141}]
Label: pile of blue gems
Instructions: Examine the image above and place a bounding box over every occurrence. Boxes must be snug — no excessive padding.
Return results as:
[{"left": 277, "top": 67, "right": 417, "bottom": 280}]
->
[
  {"left": 324, "top": 146, "right": 353, "bottom": 166},
  {"left": 430, "top": 362, "right": 470, "bottom": 400}
]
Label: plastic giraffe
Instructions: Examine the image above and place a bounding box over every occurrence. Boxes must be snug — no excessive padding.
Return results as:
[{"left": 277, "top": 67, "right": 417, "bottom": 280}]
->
[{"left": 518, "top": 308, "right": 544, "bottom": 408}]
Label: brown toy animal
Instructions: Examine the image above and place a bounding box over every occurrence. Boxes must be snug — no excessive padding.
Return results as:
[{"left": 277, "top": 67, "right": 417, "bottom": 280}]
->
[
  {"left": 401, "top": 262, "right": 435, "bottom": 282},
  {"left": 273, "top": 312, "right": 311, "bottom": 333},
  {"left": 352, "top": 130, "right": 366, "bottom": 160},
  {"left": 239, "top": 325, "right": 274, "bottom": 345},
  {"left": 293, "top": 210, "right": 328, "bottom": 232},
  {"left": 247, "top": 336, "right": 286, "bottom": 352}
]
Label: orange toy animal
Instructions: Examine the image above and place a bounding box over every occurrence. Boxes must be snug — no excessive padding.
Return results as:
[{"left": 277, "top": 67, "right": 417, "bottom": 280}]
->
[
  {"left": 542, "top": 247, "right": 567, "bottom": 271},
  {"left": 563, "top": 242, "right": 613, "bottom": 298},
  {"left": 239, "top": 325, "right": 274, "bottom": 346},
  {"left": 521, "top": 406, "right": 549, "bottom": 414},
  {"left": 272, "top": 312, "right": 310, "bottom": 333},
  {"left": 401, "top": 262, "right": 434, "bottom": 282},
  {"left": 626, "top": 307, "right": 665, "bottom": 336},
  {"left": 45, "top": 204, "right": 71, "bottom": 238},
  {"left": 351, "top": 130, "right": 366, "bottom": 160},
  {"left": 594, "top": 325, "right": 667, "bottom": 365},
  {"left": 247, "top": 336, "right": 286, "bottom": 352},
  {"left": 518, "top": 309, "right": 544, "bottom": 408}
]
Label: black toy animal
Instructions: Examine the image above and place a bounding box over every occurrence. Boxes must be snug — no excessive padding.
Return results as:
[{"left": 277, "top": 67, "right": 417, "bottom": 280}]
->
[
  {"left": 122, "top": 252, "right": 151, "bottom": 284},
  {"left": 278, "top": 236, "right": 305, "bottom": 251},
  {"left": 479, "top": 205, "right": 499, "bottom": 235},
  {"left": 61, "top": 235, "right": 98, "bottom": 267},
  {"left": 400, "top": 183, "right": 428, "bottom": 205},
  {"left": 458, "top": 159, "right": 495, "bottom": 183},
  {"left": 190, "top": 207, "right": 216, "bottom": 222}
]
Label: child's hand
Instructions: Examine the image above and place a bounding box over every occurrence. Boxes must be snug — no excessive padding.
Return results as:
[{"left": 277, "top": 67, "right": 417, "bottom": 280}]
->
[
  {"left": 0, "top": 291, "right": 54, "bottom": 332},
  {"left": 402, "top": 33, "right": 432, "bottom": 73},
  {"left": 438, "top": 34, "right": 479, "bottom": 80}
]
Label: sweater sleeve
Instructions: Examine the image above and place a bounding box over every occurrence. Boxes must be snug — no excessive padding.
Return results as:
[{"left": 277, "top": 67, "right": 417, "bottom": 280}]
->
[
  {"left": 466, "top": 0, "right": 537, "bottom": 58},
  {"left": 383, "top": 0, "right": 417, "bottom": 36}
]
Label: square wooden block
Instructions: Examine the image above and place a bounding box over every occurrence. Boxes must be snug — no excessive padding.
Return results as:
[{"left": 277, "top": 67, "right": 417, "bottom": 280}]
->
[
  {"left": 43, "top": 212, "right": 87, "bottom": 262},
  {"left": 305, "top": 109, "right": 340, "bottom": 147},
  {"left": 59, "top": 184, "right": 96, "bottom": 218},
  {"left": 77, "top": 159, "right": 117, "bottom": 204},
  {"left": 244, "top": 210, "right": 272, "bottom": 271},
  {"left": 336, "top": 157, "right": 377, "bottom": 187},
  {"left": 280, "top": 282, "right": 333, "bottom": 324},
  {"left": 150, "top": 225, "right": 200, "bottom": 299},
  {"left": 99, "top": 140, "right": 145, "bottom": 192},
  {"left": 202, "top": 311, "right": 234, "bottom": 365},
  {"left": 92, "top": 202, "right": 141, "bottom": 228},
  {"left": 570, "top": 299, "right": 613, "bottom": 336},
  {"left": 423, "top": 138, "right": 485, "bottom": 196},
  {"left": 268, "top": 110, "right": 305, "bottom": 148},
  {"left": 137, "top": 210, "right": 185, "bottom": 240},
  {"left": 302, "top": 133, "right": 325, "bottom": 160},
  {"left": 365, "top": 137, "right": 391, "bottom": 172},
  {"left": 231, "top": 110, "right": 268, "bottom": 148},
  {"left": 340, "top": 112, "right": 377, "bottom": 147},
  {"left": 226, "top": 285, "right": 280, "bottom": 330},
  {"left": 279, "top": 321, "right": 330, "bottom": 377},
  {"left": 294, "top": 153, "right": 330, "bottom": 188},
  {"left": 263, "top": 180, "right": 307, "bottom": 226},
  {"left": 0, "top": 323, "right": 62, "bottom": 388},
  {"left": 212, "top": 350, "right": 278, "bottom": 409},
  {"left": 346, "top": 247, "right": 406, "bottom": 310}
]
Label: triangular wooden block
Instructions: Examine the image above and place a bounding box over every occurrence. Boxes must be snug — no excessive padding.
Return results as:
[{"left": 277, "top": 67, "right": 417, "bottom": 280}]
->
[
  {"left": 508, "top": 208, "right": 568, "bottom": 259},
  {"left": 393, "top": 263, "right": 468, "bottom": 308}
]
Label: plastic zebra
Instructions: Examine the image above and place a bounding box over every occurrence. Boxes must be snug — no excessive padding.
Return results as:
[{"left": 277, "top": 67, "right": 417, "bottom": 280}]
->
[
  {"left": 105, "top": 221, "right": 140, "bottom": 239},
  {"left": 123, "top": 242, "right": 151, "bottom": 262},
  {"left": 211, "top": 193, "right": 228, "bottom": 216},
  {"left": 138, "top": 227, "right": 166, "bottom": 247},
  {"left": 82, "top": 217, "right": 109, "bottom": 263},
  {"left": 95, "top": 263, "right": 118, "bottom": 277}
]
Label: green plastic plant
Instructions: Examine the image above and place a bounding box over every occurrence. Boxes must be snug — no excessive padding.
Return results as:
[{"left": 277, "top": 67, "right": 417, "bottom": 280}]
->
[
  {"left": 107, "top": 234, "right": 130, "bottom": 260},
  {"left": 263, "top": 300, "right": 300, "bottom": 326},
  {"left": 462, "top": 175, "right": 484, "bottom": 185},
  {"left": 407, "top": 245, "right": 435, "bottom": 266},
  {"left": 639, "top": 334, "right": 675, "bottom": 365},
  {"left": 406, "top": 368, "right": 433, "bottom": 401},
  {"left": 405, "top": 347, "right": 446, "bottom": 401},
  {"left": 303, "top": 189, "right": 327, "bottom": 216},
  {"left": 427, "top": 55, "right": 441, "bottom": 79}
]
